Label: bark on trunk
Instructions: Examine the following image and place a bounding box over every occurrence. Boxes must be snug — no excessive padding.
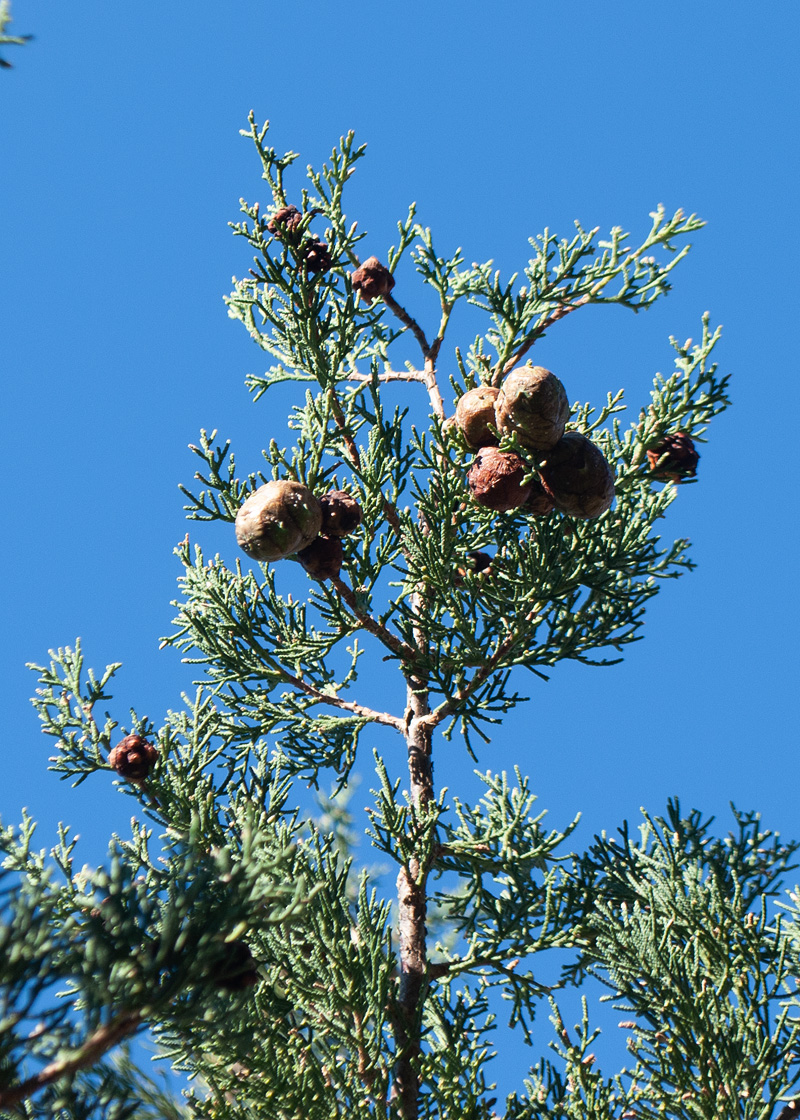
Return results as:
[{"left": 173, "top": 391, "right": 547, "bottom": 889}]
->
[{"left": 393, "top": 675, "right": 434, "bottom": 1120}]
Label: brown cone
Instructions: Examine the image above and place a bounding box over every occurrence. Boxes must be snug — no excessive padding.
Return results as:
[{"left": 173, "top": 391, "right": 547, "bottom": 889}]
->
[
  {"left": 524, "top": 478, "right": 556, "bottom": 516},
  {"left": 267, "top": 205, "right": 303, "bottom": 240},
  {"left": 467, "top": 447, "right": 532, "bottom": 511},
  {"left": 774, "top": 1102, "right": 800, "bottom": 1120},
  {"left": 351, "top": 256, "right": 395, "bottom": 303},
  {"left": 303, "top": 238, "right": 333, "bottom": 274},
  {"left": 646, "top": 432, "right": 700, "bottom": 482},
  {"left": 454, "top": 552, "right": 493, "bottom": 586},
  {"left": 318, "top": 490, "right": 362, "bottom": 537},
  {"left": 235, "top": 480, "right": 323, "bottom": 563},
  {"left": 495, "top": 365, "right": 570, "bottom": 450},
  {"left": 297, "top": 535, "right": 344, "bottom": 581},
  {"left": 108, "top": 735, "right": 158, "bottom": 783},
  {"left": 538, "top": 432, "right": 615, "bottom": 518},
  {"left": 455, "top": 386, "right": 500, "bottom": 449}
]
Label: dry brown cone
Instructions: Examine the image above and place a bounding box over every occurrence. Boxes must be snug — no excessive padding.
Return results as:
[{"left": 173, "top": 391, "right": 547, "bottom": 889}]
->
[
  {"left": 297, "top": 535, "right": 344, "bottom": 581},
  {"left": 524, "top": 478, "right": 556, "bottom": 516},
  {"left": 646, "top": 431, "right": 700, "bottom": 482},
  {"left": 538, "top": 432, "right": 615, "bottom": 518},
  {"left": 302, "top": 238, "right": 333, "bottom": 274},
  {"left": 455, "top": 386, "right": 500, "bottom": 449},
  {"left": 267, "top": 205, "right": 303, "bottom": 241},
  {"left": 455, "top": 551, "right": 494, "bottom": 585},
  {"left": 495, "top": 365, "right": 570, "bottom": 451},
  {"left": 108, "top": 735, "right": 158, "bottom": 783},
  {"left": 351, "top": 256, "right": 395, "bottom": 303},
  {"left": 318, "top": 490, "right": 363, "bottom": 537},
  {"left": 235, "top": 480, "right": 323, "bottom": 562},
  {"left": 467, "top": 447, "right": 532, "bottom": 511}
]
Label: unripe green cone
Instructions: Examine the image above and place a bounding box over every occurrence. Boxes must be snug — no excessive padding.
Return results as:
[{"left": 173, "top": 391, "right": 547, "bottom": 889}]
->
[{"left": 235, "top": 480, "right": 323, "bottom": 562}]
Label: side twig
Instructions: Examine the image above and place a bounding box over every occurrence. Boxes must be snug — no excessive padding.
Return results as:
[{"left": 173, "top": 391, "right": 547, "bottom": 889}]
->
[
  {"left": 498, "top": 296, "right": 590, "bottom": 380},
  {"left": 0, "top": 1012, "right": 143, "bottom": 1110}
]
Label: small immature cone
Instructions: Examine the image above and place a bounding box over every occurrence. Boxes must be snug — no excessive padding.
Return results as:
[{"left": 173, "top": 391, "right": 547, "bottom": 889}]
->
[
  {"left": 235, "top": 480, "right": 323, "bottom": 562},
  {"left": 524, "top": 478, "right": 556, "bottom": 516},
  {"left": 495, "top": 365, "right": 570, "bottom": 451},
  {"left": 297, "top": 535, "right": 344, "bottom": 581},
  {"left": 646, "top": 431, "right": 700, "bottom": 482},
  {"left": 454, "top": 386, "right": 500, "bottom": 449},
  {"left": 318, "top": 490, "right": 362, "bottom": 537},
  {"left": 267, "top": 205, "right": 303, "bottom": 240},
  {"left": 108, "top": 734, "right": 158, "bottom": 783},
  {"left": 538, "top": 432, "right": 615, "bottom": 518},
  {"left": 351, "top": 256, "right": 395, "bottom": 303},
  {"left": 467, "top": 447, "right": 532, "bottom": 512},
  {"left": 302, "top": 237, "right": 333, "bottom": 274}
]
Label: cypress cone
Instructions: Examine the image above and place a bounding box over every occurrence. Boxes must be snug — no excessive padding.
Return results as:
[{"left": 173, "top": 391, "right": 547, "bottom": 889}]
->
[
  {"left": 318, "top": 490, "right": 362, "bottom": 537},
  {"left": 467, "top": 447, "right": 532, "bottom": 511},
  {"left": 297, "top": 535, "right": 344, "bottom": 581},
  {"left": 213, "top": 942, "right": 260, "bottom": 992},
  {"left": 351, "top": 256, "right": 395, "bottom": 303},
  {"left": 108, "top": 735, "right": 158, "bottom": 783},
  {"left": 235, "top": 481, "right": 323, "bottom": 562},
  {"left": 455, "top": 386, "right": 500, "bottom": 449},
  {"left": 267, "top": 205, "right": 303, "bottom": 240},
  {"left": 538, "top": 432, "right": 615, "bottom": 518},
  {"left": 647, "top": 431, "right": 700, "bottom": 482},
  {"left": 495, "top": 364, "right": 570, "bottom": 451}
]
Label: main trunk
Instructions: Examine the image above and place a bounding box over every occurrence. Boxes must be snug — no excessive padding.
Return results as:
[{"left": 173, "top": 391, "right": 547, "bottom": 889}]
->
[{"left": 393, "top": 675, "right": 434, "bottom": 1120}]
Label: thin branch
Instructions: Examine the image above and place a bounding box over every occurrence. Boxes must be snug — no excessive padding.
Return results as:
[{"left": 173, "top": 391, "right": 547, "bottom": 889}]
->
[
  {"left": 383, "top": 292, "right": 431, "bottom": 358},
  {"left": 344, "top": 368, "right": 427, "bottom": 384},
  {"left": 429, "top": 956, "right": 525, "bottom": 980},
  {"left": 422, "top": 356, "right": 446, "bottom": 419},
  {"left": 331, "top": 577, "right": 418, "bottom": 664},
  {"left": 328, "top": 385, "right": 363, "bottom": 470},
  {"left": 499, "top": 296, "right": 589, "bottom": 379},
  {"left": 328, "top": 383, "right": 408, "bottom": 543},
  {"left": 427, "top": 301, "right": 453, "bottom": 368},
  {"left": 0, "top": 1012, "right": 143, "bottom": 1109},
  {"left": 427, "top": 622, "right": 524, "bottom": 729},
  {"left": 276, "top": 663, "right": 404, "bottom": 731}
]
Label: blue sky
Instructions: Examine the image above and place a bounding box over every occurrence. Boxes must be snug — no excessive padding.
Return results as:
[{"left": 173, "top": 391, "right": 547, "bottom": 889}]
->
[{"left": 2, "top": 0, "right": 799, "bottom": 1099}]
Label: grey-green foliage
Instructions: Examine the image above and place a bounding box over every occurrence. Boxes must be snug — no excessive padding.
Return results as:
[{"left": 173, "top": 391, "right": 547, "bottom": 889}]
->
[
  {"left": 505, "top": 805, "right": 800, "bottom": 1120},
  {"left": 8, "top": 116, "right": 794, "bottom": 1120}
]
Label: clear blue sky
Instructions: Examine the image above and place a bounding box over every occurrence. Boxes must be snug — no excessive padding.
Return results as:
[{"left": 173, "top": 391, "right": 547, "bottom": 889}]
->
[{"left": 2, "top": 0, "right": 799, "bottom": 1098}]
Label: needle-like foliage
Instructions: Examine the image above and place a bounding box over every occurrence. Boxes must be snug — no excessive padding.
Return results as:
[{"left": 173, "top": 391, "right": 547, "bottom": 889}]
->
[{"left": 6, "top": 116, "right": 793, "bottom": 1120}]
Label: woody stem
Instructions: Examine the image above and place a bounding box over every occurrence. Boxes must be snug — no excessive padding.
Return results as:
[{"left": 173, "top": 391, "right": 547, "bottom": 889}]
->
[{"left": 392, "top": 671, "right": 434, "bottom": 1120}]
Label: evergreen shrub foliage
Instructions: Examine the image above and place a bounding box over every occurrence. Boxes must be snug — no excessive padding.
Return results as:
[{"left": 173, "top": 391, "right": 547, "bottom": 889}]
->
[{"left": 4, "top": 116, "right": 797, "bottom": 1120}]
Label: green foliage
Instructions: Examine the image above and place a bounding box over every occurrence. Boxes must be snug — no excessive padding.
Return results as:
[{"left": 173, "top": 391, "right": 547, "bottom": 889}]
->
[{"left": 7, "top": 115, "right": 782, "bottom": 1120}]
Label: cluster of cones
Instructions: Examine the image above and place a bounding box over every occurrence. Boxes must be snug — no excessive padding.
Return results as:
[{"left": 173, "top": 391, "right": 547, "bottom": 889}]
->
[
  {"left": 455, "top": 367, "right": 700, "bottom": 519},
  {"left": 455, "top": 366, "right": 615, "bottom": 518},
  {"left": 267, "top": 206, "right": 396, "bottom": 306},
  {"left": 235, "top": 483, "right": 362, "bottom": 582}
]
